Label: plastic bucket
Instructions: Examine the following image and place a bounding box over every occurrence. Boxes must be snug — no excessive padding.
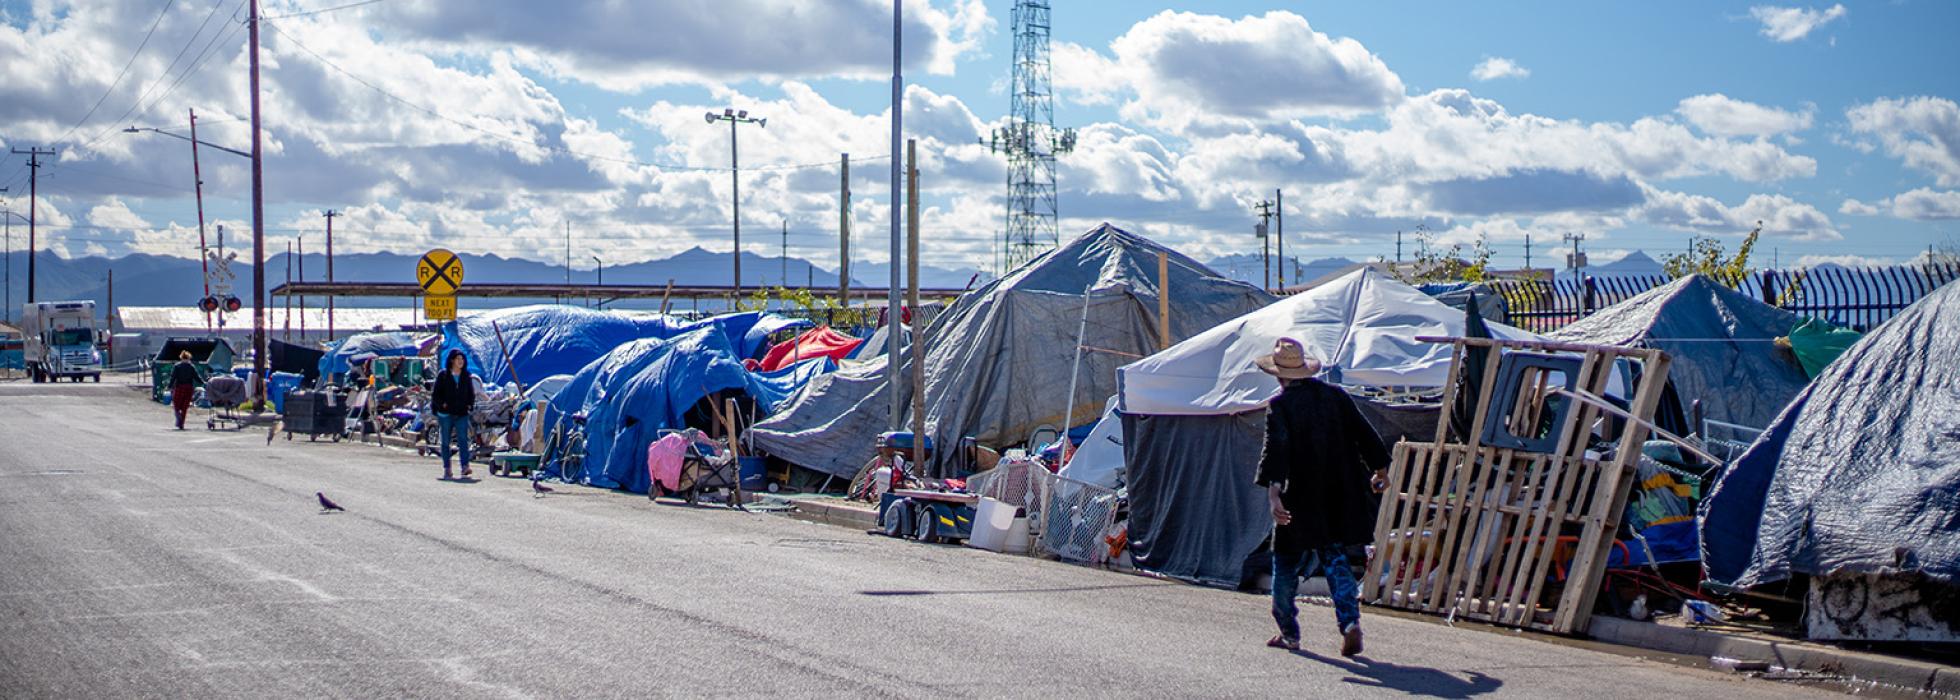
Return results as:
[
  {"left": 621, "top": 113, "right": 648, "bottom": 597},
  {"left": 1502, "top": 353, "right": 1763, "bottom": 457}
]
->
[{"left": 738, "top": 456, "right": 768, "bottom": 490}]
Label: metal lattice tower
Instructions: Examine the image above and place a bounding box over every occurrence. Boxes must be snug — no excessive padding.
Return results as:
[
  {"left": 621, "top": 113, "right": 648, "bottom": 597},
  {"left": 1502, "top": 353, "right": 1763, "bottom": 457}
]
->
[{"left": 990, "top": 0, "right": 1075, "bottom": 273}]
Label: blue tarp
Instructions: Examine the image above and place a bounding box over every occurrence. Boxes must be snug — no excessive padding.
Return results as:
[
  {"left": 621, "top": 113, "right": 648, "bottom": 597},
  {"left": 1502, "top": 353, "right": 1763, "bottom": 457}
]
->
[
  {"left": 545, "top": 327, "right": 833, "bottom": 494},
  {"left": 1701, "top": 279, "right": 1960, "bottom": 587},
  {"left": 318, "top": 332, "right": 424, "bottom": 379},
  {"left": 440, "top": 305, "right": 807, "bottom": 389}
]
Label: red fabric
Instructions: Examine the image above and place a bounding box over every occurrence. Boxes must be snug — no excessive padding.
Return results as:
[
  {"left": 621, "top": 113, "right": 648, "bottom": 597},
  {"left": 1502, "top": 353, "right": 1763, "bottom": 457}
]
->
[
  {"left": 171, "top": 385, "right": 195, "bottom": 426},
  {"left": 759, "top": 326, "right": 863, "bottom": 371}
]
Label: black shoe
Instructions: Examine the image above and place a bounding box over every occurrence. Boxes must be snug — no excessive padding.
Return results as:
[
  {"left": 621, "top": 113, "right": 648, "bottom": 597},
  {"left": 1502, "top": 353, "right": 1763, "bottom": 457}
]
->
[{"left": 1340, "top": 624, "right": 1364, "bottom": 657}]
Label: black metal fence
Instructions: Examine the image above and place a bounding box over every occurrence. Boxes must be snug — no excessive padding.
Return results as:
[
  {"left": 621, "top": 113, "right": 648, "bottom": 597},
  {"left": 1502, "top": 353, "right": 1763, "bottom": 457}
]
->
[{"left": 1487, "top": 262, "right": 1960, "bottom": 333}]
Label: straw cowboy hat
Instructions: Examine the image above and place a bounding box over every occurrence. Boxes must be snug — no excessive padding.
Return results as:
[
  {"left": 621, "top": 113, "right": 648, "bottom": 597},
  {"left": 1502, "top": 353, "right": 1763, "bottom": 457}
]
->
[{"left": 1254, "top": 338, "right": 1322, "bottom": 380}]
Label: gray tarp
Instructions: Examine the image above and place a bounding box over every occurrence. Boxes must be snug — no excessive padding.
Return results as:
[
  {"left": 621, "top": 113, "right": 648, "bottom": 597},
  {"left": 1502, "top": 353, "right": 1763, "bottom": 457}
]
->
[
  {"left": 1123, "top": 411, "right": 1271, "bottom": 587},
  {"left": 1703, "top": 278, "right": 1960, "bottom": 586},
  {"left": 1552, "top": 274, "right": 1811, "bottom": 431},
  {"left": 750, "top": 223, "right": 1273, "bottom": 477}
]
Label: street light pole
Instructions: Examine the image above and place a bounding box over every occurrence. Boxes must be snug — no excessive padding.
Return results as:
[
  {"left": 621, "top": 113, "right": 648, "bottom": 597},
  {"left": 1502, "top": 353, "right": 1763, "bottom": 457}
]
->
[
  {"left": 705, "top": 108, "right": 765, "bottom": 302},
  {"left": 887, "top": 0, "right": 904, "bottom": 429},
  {"left": 188, "top": 110, "right": 212, "bottom": 331},
  {"left": 590, "top": 255, "right": 603, "bottom": 308}
]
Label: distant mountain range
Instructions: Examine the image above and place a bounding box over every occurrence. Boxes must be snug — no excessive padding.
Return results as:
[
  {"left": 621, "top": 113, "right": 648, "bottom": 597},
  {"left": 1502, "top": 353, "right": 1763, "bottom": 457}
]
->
[
  {"left": 1, "top": 248, "right": 991, "bottom": 320},
  {"left": 1206, "top": 254, "right": 1359, "bottom": 288}
]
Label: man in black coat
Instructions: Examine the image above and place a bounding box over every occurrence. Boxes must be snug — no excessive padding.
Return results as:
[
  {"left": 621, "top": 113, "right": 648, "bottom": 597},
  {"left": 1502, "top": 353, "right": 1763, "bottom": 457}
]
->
[{"left": 1255, "top": 338, "right": 1390, "bottom": 657}]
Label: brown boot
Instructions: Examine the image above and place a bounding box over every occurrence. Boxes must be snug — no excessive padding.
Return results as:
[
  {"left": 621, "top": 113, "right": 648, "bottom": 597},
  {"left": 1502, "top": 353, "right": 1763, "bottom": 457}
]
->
[{"left": 1340, "top": 623, "right": 1364, "bottom": 657}]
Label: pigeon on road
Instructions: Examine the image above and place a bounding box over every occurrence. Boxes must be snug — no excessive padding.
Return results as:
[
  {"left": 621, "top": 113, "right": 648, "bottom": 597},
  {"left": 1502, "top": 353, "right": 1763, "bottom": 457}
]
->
[
  {"left": 316, "top": 492, "right": 345, "bottom": 513},
  {"left": 531, "top": 480, "right": 554, "bottom": 498}
]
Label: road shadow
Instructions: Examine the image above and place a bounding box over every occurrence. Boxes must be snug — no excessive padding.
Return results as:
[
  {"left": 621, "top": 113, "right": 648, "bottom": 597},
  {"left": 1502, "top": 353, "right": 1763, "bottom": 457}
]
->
[{"left": 1290, "top": 649, "right": 1502, "bottom": 698}]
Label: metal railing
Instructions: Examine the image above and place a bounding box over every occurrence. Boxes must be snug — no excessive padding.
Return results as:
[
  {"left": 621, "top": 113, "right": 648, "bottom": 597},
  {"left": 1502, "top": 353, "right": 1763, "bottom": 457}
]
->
[{"left": 1488, "top": 261, "right": 1960, "bottom": 333}]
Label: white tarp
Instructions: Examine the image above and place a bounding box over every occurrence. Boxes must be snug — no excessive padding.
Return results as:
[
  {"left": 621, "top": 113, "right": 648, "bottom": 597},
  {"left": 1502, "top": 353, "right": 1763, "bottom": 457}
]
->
[
  {"left": 1118, "top": 267, "right": 1539, "bottom": 416},
  {"left": 1056, "top": 397, "right": 1125, "bottom": 489}
]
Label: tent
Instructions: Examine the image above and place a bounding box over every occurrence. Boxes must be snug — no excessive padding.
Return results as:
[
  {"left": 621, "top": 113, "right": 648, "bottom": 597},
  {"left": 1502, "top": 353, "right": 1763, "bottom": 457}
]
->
[
  {"left": 749, "top": 223, "right": 1273, "bottom": 478},
  {"left": 268, "top": 339, "right": 325, "bottom": 385},
  {"left": 759, "top": 326, "right": 862, "bottom": 371},
  {"left": 1115, "top": 267, "right": 1540, "bottom": 585},
  {"left": 1550, "top": 275, "right": 1811, "bottom": 432},
  {"left": 440, "top": 305, "right": 806, "bottom": 388},
  {"left": 1702, "top": 279, "right": 1960, "bottom": 588},
  {"left": 546, "top": 326, "right": 834, "bottom": 494},
  {"left": 318, "top": 332, "right": 425, "bottom": 380}
]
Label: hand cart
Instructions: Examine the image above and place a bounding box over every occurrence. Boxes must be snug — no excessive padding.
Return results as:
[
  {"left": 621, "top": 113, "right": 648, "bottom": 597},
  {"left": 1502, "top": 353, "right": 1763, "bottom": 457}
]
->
[{"left": 657, "top": 433, "right": 746, "bottom": 509}]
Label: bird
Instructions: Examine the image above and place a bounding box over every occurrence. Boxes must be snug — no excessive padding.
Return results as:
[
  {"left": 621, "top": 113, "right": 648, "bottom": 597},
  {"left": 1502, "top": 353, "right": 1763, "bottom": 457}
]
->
[
  {"left": 531, "top": 480, "right": 554, "bottom": 498},
  {"left": 316, "top": 492, "right": 345, "bottom": 513}
]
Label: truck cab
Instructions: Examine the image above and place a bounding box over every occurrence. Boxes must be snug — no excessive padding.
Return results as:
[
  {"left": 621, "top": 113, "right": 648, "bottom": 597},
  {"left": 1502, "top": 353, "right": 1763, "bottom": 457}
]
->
[{"left": 23, "top": 301, "right": 105, "bottom": 383}]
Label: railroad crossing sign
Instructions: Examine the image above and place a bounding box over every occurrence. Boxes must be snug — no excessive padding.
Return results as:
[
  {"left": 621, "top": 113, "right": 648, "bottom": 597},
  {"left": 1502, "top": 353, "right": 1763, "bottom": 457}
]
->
[
  {"left": 424, "top": 295, "right": 457, "bottom": 321},
  {"left": 416, "top": 248, "right": 465, "bottom": 295}
]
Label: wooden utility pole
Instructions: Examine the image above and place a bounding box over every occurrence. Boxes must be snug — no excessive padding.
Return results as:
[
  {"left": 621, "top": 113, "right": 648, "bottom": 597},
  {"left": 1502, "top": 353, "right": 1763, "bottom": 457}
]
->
[
  {"left": 189, "top": 110, "right": 212, "bottom": 331},
  {"left": 297, "top": 235, "right": 305, "bottom": 340},
  {"left": 1253, "top": 199, "right": 1274, "bottom": 292},
  {"left": 10, "top": 146, "right": 53, "bottom": 303},
  {"left": 839, "top": 153, "right": 850, "bottom": 308},
  {"left": 1275, "top": 188, "right": 1285, "bottom": 290},
  {"left": 247, "top": 0, "right": 269, "bottom": 404},
  {"left": 906, "top": 139, "right": 925, "bottom": 472},
  {"left": 1157, "top": 251, "right": 1171, "bottom": 351}
]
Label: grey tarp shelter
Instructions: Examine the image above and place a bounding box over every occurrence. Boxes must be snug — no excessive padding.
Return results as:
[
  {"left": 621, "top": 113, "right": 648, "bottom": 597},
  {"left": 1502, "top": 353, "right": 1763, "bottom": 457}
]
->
[
  {"left": 1703, "top": 277, "right": 1960, "bottom": 588},
  {"left": 1550, "top": 274, "right": 1811, "bottom": 432},
  {"left": 750, "top": 223, "right": 1273, "bottom": 478}
]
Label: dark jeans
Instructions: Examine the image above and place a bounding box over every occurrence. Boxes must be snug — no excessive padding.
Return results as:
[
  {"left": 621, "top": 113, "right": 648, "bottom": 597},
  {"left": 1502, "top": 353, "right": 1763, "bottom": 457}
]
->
[
  {"left": 437, "top": 413, "right": 472, "bottom": 471},
  {"left": 1272, "top": 546, "right": 1361, "bottom": 641}
]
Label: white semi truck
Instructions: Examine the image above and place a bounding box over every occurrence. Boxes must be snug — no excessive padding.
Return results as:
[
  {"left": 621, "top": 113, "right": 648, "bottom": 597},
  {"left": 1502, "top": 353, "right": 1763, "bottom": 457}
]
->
[{"left": 22, "top": 301, "right": 105, "bottom": 383}]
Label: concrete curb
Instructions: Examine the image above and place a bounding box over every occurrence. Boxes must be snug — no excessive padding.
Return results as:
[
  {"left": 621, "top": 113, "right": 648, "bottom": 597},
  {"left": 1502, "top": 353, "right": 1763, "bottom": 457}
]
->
[
  {"left": 1589, "top": 615, "right": 1959, "bottom": 696},
  {"left": 744, "top": 493, "right": 881, "bottom": 531}
]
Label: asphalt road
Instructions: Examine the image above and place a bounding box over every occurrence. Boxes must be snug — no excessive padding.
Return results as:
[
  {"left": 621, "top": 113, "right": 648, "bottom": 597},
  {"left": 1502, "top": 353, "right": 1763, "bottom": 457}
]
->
[{"left": 0, "top": 381, "right": 1837, "bottom": 699}]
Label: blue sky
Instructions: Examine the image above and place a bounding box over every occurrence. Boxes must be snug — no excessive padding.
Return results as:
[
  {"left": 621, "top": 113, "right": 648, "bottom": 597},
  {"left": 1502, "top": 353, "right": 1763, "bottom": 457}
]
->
[{"left": 2, "top": 0, "right": 1956, "bottom": 274}]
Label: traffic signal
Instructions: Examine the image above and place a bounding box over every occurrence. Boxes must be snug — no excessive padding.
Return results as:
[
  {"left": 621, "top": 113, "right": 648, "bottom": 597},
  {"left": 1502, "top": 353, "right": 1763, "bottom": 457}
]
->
[
  {"left": 223, "top": 296, "right": 242, "bottom": 313},
  {"left": 199, "top": 296, "right": 220, "bottom": 313}
]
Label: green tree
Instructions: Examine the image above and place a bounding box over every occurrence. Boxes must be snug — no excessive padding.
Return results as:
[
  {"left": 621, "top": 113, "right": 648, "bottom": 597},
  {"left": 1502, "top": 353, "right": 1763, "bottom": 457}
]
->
[
  {"left": 1661, "top": 222, "right": 1761, "bottom": 288},
  {"left": 1389, "top": 226, "right": 1495, "bottom": 284}
]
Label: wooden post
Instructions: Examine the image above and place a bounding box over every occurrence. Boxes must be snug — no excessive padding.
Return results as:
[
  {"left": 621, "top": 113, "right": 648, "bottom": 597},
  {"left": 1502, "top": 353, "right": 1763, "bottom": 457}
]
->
[
  {"left": 488, "top": 320, "right": 527, "bottom": 395},
  {"left": 724, "top": 397, "right": 742, "bottom": 460},
  {"left": 658, "top": 278, "right": 674, "bottom": 315},
  {"left": 906, "top": 139, "right": 927, "bottom": 473},
  {"left": 1157, "top": 250, "right": 1171, "bottom": 351}
]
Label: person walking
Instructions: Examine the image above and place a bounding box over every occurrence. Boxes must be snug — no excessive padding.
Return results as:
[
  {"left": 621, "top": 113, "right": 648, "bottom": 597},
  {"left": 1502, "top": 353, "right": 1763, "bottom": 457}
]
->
[
  {"left": 432, "top": 349, "right": 477, "bottom": 480},
  {"left": 169, "top": 350, "right": 200, "bottom": 430},
  {"left": 1254, "top": 338, "right": 1390, "bottom": 657}
]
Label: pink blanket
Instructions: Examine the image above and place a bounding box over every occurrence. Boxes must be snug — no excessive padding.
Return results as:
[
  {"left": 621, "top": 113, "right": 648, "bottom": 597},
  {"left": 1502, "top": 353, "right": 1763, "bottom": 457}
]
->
[{"left": 648, "top": 434, "right": 691, "bottom": 494}]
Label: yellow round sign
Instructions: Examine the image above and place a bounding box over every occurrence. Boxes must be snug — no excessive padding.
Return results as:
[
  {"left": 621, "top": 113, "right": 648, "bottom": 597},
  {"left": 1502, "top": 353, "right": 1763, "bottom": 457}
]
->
[{"left": 416, "top": 248, "right": 465, "bottom": 295}]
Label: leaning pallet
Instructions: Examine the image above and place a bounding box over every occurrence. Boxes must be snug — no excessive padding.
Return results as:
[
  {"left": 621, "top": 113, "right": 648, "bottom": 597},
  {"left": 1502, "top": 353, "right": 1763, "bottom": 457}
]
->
[{"left": 1362, "top": 336, "right": 1671, "bottom": 635}]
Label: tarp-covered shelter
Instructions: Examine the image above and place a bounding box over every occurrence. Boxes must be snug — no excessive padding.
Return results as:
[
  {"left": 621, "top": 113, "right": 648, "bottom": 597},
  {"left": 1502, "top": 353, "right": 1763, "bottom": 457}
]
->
[
  {"left": 1550, "top": 274, "right": 1811, "bottom": 432},
  {"left": 319, "top": 332, "right": 426, "bottom": 380},
  {"left": 1702, "top": 279, "right": 1960, "bottom": 588},
  {"left": 546, "top": 326, "right": 833, "bottom": 494},
  {"left": 759, "top": 326, "right": 862, "bottom": 371},
  {"left": 268, "top": 339, "right": 325, "bottom": 385},
  {"left": 441, "top": 305, "right": 806, "bottom": 388},
  {"left": 1115, "top": 268, "right": 1541, "bottom": 585},
  {"left": 751, "top": 223, "right": 1272, "bottom": 478}
]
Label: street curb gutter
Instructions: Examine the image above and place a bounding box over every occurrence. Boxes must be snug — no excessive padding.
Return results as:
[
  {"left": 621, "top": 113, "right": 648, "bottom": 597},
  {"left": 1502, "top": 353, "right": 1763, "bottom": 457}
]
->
[
  {"left": 1588, "top": 616, "right": 1960, "bottom": 696},
  {"left": 745, "top": 493, "right": 880, "bottom": 531}
]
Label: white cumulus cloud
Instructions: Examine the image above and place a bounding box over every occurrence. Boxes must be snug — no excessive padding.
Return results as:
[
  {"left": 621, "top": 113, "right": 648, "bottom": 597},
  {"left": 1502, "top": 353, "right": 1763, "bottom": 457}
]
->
[
  {"left": 1847, "top": 96, "right": 1960, "bottom": 186},
  {"left": 1838, "top": 198, "right": 1881, "bottom": 216},
  {"left": 1891, "top": 188, "right": 1960, "bottom": 220},
  {"left": 1749, "top": 4, "right": 1847, "bottom": 42},
  {"left": 1676, "top": 94, "right": 1813, "bottom": 137},
  {"left": 1470, "top": 57, "right": 1529, "bottom": 81}
]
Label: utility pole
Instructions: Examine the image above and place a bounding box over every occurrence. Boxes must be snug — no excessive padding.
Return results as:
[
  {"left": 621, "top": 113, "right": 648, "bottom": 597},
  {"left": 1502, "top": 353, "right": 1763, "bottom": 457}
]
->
[
  {"left": 906, "top": 138, "right": 925, "bottom": 472},
  {"left": 1253, "top": 199, "right": 1274, "bottom": 292},
  {"left": 189, "top": 110, "right": 212, "bottom": 331},
  {"left": 10, "top": 146, "right": 54, "bottom": 303},
  {"left": 1396, "top": 230, "right": 1404, "bottom": 265},
  {"left": 105, "top": 269, "right": 113, "bottom": 336},
  {"left": 247, "top": 0, "right": 269, "bottom": 405},
  {"left": 2, "top": 193, "right": 10, "bottom": 325},
  {"left": 705, "top": 108, "right": 766, "bottom": 299},
  {"left": 1524, "top": 233, "right": 1533, "bottom": 271},
  {"left": 324, "top": 209, "right": 336, "bottom": 338},
  {"left": 839, "top": 153, "right": 850, "bottom": 308},
  {"left": 1275, "top": 188, "right": 1285, "bottom": 290},
  {"left": 781, "top": 219, "right": 788, "bottom": 288},
  {"left": 564, "top": 220, "right": 571, "bottom": 287},
  {"left": 887, "top": 0, "right": 904, "bottom": 429},
  {"left": 296, "top": 235, "right": 305, "bottom": 340},
  {"left": 1563, "top": 232, "right": 1587, "bottom": 273},
  {"left": 284, "top": 240, "right": 293, "bottom": 341}
]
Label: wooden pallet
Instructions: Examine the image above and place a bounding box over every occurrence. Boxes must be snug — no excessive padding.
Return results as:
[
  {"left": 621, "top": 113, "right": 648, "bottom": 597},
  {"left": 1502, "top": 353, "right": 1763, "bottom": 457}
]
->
[{"left": 1362, "top": 337, "right": 1671, "bottom": 635}]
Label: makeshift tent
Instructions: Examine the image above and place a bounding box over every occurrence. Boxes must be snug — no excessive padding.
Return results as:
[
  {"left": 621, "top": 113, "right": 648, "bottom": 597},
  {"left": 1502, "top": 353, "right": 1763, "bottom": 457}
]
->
[
  {"left": 1056, "top": 397, "right": 1125, "bottom": 489},
  {"left": 1551, "top": 274, "right": 1810, "bottom": 432},
  {"left": 750, "top": 223, "right": 1273, "bottom": 478},
  {"left": 546, "top": 326, "right": 833, "bottom": 494},
  {"left": 441, "top": 305, "right": 806, "bottom": 388},
  {"left": 268, "top": 339, "right": 325, "bottom": 385},
  {"left": 318, "top": 332, "right": 424, "bottom": 380},
  {"left": 759, "top": 326, "right": 862, "bottom": 371},
  {"left": 1115, "top": 267, "right": 1541, "bottom": 585},
  {"left": 1702, "top": 279, "right": 1960, "bottom": 588}
]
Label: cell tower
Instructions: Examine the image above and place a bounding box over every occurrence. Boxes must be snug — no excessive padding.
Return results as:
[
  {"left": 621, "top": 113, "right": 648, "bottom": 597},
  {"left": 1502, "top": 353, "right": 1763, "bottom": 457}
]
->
[{"left": 989, "top": 0, "right": 1075, "bottom": 273}]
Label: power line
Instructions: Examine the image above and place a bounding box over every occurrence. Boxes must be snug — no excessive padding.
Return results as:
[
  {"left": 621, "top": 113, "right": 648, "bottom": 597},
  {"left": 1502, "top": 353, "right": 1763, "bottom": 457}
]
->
[
  {"left": 263, "top": 0, "right": 392, "bottom": 20},
  {"left": 75, "top": 0, "right": 249, "bottom": 155},
  {"left": 49, "top": 0, "right": 180, "bottom": 148}
]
